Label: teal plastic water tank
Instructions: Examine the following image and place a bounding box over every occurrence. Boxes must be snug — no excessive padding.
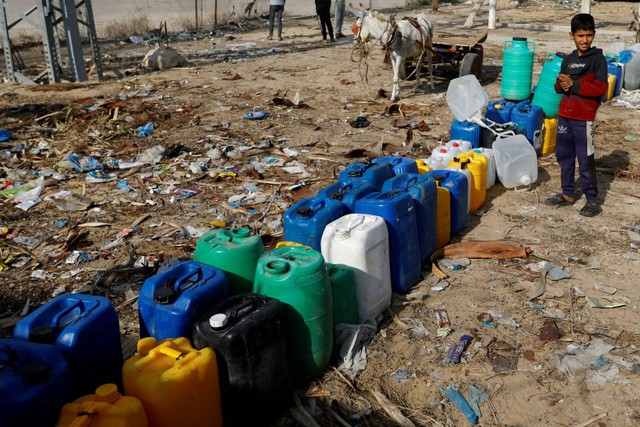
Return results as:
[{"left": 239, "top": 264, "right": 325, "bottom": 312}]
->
[
  {"left": 532, "top": 52, "right": 565, "bottom": 117},
  {"left": 501, "top": 37, "right": 536, "bottom": 101}
]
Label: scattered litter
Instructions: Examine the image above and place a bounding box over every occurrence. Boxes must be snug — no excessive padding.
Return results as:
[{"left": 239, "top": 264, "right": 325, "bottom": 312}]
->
[
  {"left": 0, "top": 129, "right": 10, "bottom": 141},
  {"left": 68, "top": 154, "right": 103, "bottom": 172},
  {"left": 556, "top": 339, "right": 624, "bottom": 387},
  {"left": 439, "top": 258, "right": 470, "bottom": 271},
  {"left": 350, "top": 116, "right": 370, "bottom": 128},
  {"left": 136, "top": 122, "right": 154, "bottom": 137},
  {"left": 538, "top": 261, "right": 571, "bottom": 280},
  {"left": 47, "top": 192, "right": 94, "bottom": 211},
  {"left": 538, "top": 319, "right": 564, "bottom": 341},
  {"left": 487, "top": 310, "right": 519, "bottom": 327},
  {"left": 244, "top": 111, "right": 269, "bottom": 120},
  {"left": 585, "top": 295, "right": 627, "bottom": 309},
  {"left": 392, "top": 368, "right": 413, "bottom": 382},
  {"left": 399, "top": 317, "right": 431, "bottom": 337},
  {"left": 435, "top": 309, "right": 453, "bottom": 337},
  {"left": 443, "top": 385, "right": 478, "bottom": 425},
  {"left": 334, "top": 319, "right": 377, "bottom": 372},
  {"left": 445, "top": 334, "right": 472, "bottom": 364},
  {"left": 594, "top": 283, "right": 617, "bottom": 295}
]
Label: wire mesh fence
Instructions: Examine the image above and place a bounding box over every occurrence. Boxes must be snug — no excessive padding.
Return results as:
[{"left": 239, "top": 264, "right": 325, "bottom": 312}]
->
[{"left": 2, "top": 0, "right": 405, "bottom": 44}]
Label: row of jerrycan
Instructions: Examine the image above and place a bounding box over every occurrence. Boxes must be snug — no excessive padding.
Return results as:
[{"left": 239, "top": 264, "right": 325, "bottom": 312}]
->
[{"left": 1, "top": 294, "right": 125, "bottom": 426}]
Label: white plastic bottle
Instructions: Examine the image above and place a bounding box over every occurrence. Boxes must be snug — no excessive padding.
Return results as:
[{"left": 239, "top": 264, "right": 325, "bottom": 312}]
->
[{"left": 321, "top": 214, "right": 392, "bottom": 322}]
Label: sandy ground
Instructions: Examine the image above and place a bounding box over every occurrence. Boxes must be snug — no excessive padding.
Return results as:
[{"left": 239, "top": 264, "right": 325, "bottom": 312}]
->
[{"left": 1, "top": 1, "right": 640, "bottom": 426}]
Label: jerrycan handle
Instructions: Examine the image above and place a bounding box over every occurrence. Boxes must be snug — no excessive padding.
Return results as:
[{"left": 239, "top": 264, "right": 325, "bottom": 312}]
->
[
  {"left": 175, "top": 267, "right": 204, "bottom": 293},
  {"left": 227, "top": 298, "right": 258, "bottom": 320},
  {"left": 345, "top": 215, "right": 366, "bottom": 231},
  {"left": 405, "top": 176, "right": 418, "bottom": 189},
  {"left": 51, "top": 299, "right": 86, "bottom": 330}
]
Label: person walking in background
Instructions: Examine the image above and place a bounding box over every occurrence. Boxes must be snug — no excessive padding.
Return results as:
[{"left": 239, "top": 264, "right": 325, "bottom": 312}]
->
[
  {"left": 268, "top": 0, "right": 285, "bottom": 40},
  {"left": 334, "top": 0, "right": 346, "bottom": 38},
  {"left": 316, "top": 0, "right": 334, "bottom": 43},
  {"left": 545, "top": 13, "right": 607, "bottom": 217}
]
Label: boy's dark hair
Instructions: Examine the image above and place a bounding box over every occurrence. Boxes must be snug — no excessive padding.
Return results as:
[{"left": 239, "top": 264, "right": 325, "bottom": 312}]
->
[{"left": 571, "top": 13, "right": 596, "bottom": 33}]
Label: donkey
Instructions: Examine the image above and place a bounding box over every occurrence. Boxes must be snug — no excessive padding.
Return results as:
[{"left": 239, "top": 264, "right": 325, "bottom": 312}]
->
[{"left": 353, "top": 10, "right": 435, "bottom": 102}]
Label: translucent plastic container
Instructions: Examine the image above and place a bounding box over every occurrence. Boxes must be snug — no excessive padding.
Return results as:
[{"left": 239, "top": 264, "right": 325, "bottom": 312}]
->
[
  {"left": 321, "top": 214, "right": 391, "bottom": 322},
  {"left": 56, "top": 384, "right": 148, "bottom": 427},
  {"left": 621, "top": 50, "right": 640, "bottom": 90},
  {"left": 123, "top": 337, "right": 222, "bottom": 427},
  {"left": 447, "top": 74, "right": 490, "bottom": 121},
  {"left": 493, "top": 134, "right": 539, "bottom": 189}
]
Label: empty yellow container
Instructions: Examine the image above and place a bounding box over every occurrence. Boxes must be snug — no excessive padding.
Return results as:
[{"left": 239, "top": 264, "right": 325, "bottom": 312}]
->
[
  {"left": 56, "top": 383, "right": 147, "bottom": 427},
  {"left": 416, "top": 159, "right": 432, "bottom": 174},
  {"left": 541, "top": 117, "right": 557, "bottom": 156},
  {"left": 606, "top": 74, "right": 616, "bottom": 101},
  {"left": 434, "top": 184, "right": 451, "bottom": 249},
  {"left": 122, "top": 337, "right": 222, "bottom": 427},
  {"left": 449, "top": 152, "right": 487, "bottom": 213}
]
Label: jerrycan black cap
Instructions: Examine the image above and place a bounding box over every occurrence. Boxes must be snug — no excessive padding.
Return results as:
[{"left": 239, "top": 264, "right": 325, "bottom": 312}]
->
[
  {"left": 329, "top": 192, "right": 345, "bottom": 201},
  {"left": 22, "top": 361, "right": 53, "bottom": 384},
  {"left": 513, "top": 36, "right": 528, "bottom": 41},
  {"left": 347, "top": 169, "right": 364, "bottom": 177},
  {"left": 154, "top": 287, "right": 178, "bottom": 304},
  {"left": 296, "top": 206, "right": 314, "bottom": 217},
  {"left": 28, "top": 325, "right": 58, "bottom": 344}
]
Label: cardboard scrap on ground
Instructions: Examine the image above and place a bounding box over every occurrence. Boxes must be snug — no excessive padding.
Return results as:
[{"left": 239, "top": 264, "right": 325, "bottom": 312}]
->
[{"left": 431, "top": 241, "right": 532, "bottom": 279}]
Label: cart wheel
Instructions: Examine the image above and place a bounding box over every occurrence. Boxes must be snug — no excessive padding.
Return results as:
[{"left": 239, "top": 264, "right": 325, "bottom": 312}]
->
[{"left": 459, "top": 52, "right": 482, "bottom": 77}]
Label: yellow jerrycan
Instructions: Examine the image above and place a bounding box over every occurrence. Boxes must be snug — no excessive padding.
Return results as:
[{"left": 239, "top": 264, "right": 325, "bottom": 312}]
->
[
  {"left": 122, "top": 337, "right": 222, "bottom": 427},
  {"left": 449, "top": 152, "right": 487, "bottom": 212}
]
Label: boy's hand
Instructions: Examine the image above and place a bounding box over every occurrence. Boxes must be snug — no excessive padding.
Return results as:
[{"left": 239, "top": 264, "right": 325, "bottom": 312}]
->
[{"left": 557, "top": 73, "right": 574, "bottom": 91}]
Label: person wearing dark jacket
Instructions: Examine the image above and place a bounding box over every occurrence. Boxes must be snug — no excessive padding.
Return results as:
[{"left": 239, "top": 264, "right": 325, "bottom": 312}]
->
[
  {"left": 315, "top": 0, "right": 334, "bottom": 43},
  {"left": 545, "top": 13, "right": 607, "bottom": 217}
]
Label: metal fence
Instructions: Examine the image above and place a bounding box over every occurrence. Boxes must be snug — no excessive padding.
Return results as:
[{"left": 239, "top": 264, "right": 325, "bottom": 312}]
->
[{"left": 3, "top": 0, "right": 404, "bottom": 42}]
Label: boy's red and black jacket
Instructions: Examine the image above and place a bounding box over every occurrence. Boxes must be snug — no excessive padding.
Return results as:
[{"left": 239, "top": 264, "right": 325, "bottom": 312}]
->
[{"left": 554, "top": 46, "right": 608, "bottom": 121}]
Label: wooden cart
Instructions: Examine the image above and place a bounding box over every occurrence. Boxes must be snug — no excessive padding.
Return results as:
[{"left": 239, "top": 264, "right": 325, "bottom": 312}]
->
[{"left": 405, "top": 32, "right": 487, "bottom": 78}]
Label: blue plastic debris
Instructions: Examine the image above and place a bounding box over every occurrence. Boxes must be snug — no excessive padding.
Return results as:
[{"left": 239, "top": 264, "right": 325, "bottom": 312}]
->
[
  {"left": 0, "top": 129, "right": 10, "bottom": 141},
  {"left": 444, "top": 386, "right": 478, "bottom": 425},
  {"left": 467, "top": 384, "right": 488, "bottom": 419},
  {"left": 244, "top": 111, "right": 269, "bottom": 120},
  {"left": 136, "top": 122, "right": 154, "bottom": 137},
  {"left": 68, "top": 154, "right": 103, "bottom": 172}
]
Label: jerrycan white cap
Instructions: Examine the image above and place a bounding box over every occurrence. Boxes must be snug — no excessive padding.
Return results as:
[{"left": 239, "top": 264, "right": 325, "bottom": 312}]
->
[
  {"left": 521, "top": 175, "right": 532, "bottom": 186},
  {"left": 209, "top": 313, "right": 228, "bottom": 328}
]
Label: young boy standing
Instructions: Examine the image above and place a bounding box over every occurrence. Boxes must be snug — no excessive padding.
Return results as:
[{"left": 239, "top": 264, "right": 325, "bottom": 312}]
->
[{"left": 545, "top": 13, "right": 608, "bottom": 217}]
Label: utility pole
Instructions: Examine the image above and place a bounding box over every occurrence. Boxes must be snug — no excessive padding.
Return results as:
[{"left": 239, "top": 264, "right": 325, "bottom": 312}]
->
[{"left": 214, "top": 0, "right": 218, "bottom": 29}]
